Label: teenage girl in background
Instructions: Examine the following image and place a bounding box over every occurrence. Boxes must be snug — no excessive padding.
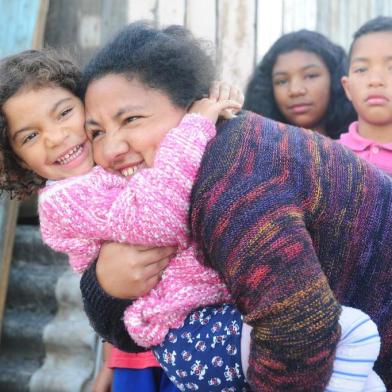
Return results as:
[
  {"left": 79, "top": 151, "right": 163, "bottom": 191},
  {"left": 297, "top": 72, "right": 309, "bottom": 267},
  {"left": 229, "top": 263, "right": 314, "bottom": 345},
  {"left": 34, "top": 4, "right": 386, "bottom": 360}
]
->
[{"left": 244, "top": 29, "right": 356, "bottom": 139}]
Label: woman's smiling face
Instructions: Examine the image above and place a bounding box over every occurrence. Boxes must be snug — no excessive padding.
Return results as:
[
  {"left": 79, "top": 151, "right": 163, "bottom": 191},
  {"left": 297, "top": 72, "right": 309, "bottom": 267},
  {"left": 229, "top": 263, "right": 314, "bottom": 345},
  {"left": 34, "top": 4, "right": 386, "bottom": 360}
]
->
[{"left": 84, "top": 74, "right": 187, "bottom": 176}]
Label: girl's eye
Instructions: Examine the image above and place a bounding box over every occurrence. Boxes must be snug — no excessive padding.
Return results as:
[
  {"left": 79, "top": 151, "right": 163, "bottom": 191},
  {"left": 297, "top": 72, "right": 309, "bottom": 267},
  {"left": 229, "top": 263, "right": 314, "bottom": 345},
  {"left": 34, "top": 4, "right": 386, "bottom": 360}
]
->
[
  {"left": 273, "top": 79, "right": 287, "bottom": 86},
  {"left": 22, "top": 131, "right": 38, "bottom": 145},
  {"left": 353, "top": 67, "right": 367, "bottom": 74},
  {"left": 305, "top": 73, "right": 319, "bottom": 80}
]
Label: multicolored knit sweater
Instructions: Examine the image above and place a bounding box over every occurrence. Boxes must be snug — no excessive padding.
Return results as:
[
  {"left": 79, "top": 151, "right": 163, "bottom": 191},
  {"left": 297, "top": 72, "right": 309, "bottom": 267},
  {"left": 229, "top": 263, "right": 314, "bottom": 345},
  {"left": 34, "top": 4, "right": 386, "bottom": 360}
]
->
[
  {"left": 39, "top": 113, "right": 230, "bottom": 347},
  {"left": 190, "top": 111, "right": 392, "bottom": 391}
]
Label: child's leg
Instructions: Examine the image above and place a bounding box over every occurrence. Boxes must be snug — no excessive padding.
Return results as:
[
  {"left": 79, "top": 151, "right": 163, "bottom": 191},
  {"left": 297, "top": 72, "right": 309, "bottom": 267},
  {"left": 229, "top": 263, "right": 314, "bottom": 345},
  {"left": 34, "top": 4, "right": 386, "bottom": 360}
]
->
[
  {"left": 112, "top": 367, "right": 166, "bottom": 392},
  {"left": 240, "top": 321, "right": 251, "bottom": 379},
  {"left": 363, "top": 371, "right": 387, "bottom": 391},
  {"left": 324, "top": 305, "right": 384, "bottom": 391},
  {"left": 154, "top": 304, "right": 249, "bottom": 391}
]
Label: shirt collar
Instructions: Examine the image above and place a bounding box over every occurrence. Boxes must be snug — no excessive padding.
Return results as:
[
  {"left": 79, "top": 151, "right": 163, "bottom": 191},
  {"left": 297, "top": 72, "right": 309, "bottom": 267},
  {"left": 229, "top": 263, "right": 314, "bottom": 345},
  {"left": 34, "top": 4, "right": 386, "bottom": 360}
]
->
[{"left": 343, "top": 121, "right": 392, "bottom": 152}]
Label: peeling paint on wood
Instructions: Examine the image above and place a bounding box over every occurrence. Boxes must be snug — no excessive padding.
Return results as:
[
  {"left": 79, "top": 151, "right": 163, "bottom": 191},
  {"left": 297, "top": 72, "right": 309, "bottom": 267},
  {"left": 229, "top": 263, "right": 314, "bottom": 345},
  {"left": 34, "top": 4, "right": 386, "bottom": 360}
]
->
[{"left": 216, "top": 0, "right": 256, "bottom": 88}]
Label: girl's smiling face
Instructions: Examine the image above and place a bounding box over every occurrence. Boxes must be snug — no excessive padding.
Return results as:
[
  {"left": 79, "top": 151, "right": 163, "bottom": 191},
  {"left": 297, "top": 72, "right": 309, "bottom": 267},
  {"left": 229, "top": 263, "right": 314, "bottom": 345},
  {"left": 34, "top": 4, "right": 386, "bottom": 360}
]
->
[
  {"left": 272, "top": 50, "right": 331, "bottom": 133},
  {"left": 84, "top": 74, "right": 187, "bottom": 176},
  {"left": 4, "top": 86, "right": 94, "bottom": 180}
]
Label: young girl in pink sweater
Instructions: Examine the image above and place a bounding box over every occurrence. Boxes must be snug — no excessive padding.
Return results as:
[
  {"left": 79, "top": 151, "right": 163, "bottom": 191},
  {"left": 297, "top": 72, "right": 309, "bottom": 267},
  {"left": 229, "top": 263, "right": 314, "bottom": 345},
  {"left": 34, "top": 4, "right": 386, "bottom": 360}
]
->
[
  {"left": 38, "top": 107, "right": 237, "bottom": 347},
  {"left": 0, "top": 48, "right": 240, "bottom": 349}
]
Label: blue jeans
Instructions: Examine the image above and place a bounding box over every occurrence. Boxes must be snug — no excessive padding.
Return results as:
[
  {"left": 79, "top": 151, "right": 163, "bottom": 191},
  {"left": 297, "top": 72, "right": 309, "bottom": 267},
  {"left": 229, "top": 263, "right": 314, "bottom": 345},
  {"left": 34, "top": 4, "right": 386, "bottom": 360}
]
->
[{"left": 112, "top": 367, "right": 179, "bottom": 392}]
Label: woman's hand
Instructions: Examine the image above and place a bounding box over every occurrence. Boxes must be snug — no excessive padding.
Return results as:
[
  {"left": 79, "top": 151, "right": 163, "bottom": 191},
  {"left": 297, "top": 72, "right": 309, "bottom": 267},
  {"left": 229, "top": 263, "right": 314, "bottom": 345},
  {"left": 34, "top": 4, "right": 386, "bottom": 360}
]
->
[{"left": 96, "top": 242, "right": 176, "bottom": 299}]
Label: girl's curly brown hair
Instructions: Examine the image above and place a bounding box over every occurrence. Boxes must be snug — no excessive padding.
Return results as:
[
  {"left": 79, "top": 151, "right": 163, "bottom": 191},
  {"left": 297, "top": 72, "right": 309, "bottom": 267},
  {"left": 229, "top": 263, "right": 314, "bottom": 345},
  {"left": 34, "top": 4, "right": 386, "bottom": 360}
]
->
[{"left": 0, "top": 48, "right": 81, "bottom": 199}]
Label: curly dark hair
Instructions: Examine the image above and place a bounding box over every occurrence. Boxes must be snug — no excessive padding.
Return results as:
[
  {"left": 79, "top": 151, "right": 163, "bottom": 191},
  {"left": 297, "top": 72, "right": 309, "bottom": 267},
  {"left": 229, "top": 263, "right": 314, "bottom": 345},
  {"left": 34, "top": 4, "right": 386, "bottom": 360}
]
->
[
  {"left": 80, "top": 22, "right": 215, "bottom": 109},
  {"left": 349, "top": 16, "right": 392, "bottom": 62},
  {"left": 0, "top": 48, "right": 81, "bottom": 199},
  {"left": 244, "top": 30, "right": 356, "bottom": 139}
]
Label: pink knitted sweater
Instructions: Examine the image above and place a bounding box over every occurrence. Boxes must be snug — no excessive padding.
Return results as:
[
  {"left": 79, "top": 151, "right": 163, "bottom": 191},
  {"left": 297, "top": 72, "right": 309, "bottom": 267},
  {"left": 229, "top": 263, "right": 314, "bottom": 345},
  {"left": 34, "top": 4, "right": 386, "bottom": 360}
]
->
[{"left": 38, "top": 113, "right": 231, "bottom": 347}]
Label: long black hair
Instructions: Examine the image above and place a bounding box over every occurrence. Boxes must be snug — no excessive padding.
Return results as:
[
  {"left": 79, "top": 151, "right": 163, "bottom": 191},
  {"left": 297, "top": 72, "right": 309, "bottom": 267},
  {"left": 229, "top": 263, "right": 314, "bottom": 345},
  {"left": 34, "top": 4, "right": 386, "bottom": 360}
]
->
[{"left": 244, "top": 30, "right": 356, "bottom": 139}]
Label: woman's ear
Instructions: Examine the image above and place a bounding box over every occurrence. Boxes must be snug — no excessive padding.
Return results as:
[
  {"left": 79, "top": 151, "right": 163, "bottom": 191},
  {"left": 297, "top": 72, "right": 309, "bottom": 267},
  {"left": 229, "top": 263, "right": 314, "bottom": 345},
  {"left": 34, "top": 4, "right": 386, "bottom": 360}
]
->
[{"left": 341, "top": 76, "right": 352, "bottom": 102}]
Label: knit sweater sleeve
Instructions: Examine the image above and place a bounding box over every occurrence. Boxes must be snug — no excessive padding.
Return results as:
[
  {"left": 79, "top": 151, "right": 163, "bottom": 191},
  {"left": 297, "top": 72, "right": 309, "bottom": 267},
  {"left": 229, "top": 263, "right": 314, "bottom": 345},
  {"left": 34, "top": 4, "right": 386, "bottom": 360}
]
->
[
  {"left": 80, "top": 260, "right": 147, "bottom": 353},
  {"left": 107, "top": 113, "right": 216, "bottom": 247},
  {"left": 190, "top": 112, "right": 341, "bottom": 391},
  {"left": 39, "top": 167, "right": 126, "bottom": 273}
]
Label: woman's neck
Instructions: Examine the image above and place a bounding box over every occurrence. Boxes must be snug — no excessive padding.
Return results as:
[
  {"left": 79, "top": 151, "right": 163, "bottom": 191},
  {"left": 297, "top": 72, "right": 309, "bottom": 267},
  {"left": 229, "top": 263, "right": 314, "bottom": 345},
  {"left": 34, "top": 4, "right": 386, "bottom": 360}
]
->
[{"left": 357, "top": 119, "right": 392, "bottom": 144}]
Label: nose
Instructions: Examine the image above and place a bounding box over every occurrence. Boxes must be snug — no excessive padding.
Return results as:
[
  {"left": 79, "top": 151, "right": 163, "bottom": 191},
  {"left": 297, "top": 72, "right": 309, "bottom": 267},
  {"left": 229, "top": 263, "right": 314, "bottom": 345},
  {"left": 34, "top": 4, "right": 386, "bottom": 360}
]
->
[
  {"left": 44, "top": 126, "right": 68, "bottom": 148},
  {"left": 288, "top": 79, "right": 306, "bottom": 97},
  {"left": 368, "top": 69, "right": 385, "bottom": 88},
  {"left": 100, "top": 131, "right": 129, "bottom": 168}
]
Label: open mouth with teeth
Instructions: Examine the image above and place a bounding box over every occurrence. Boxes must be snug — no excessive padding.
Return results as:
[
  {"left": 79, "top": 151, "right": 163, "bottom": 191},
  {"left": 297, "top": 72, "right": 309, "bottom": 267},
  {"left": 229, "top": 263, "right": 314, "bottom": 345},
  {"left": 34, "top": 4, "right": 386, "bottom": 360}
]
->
[
  {"left": 121, "top": 165, "right": 143, "bottom": 177},
  {"left": 55, "top": 144, "right": 83, "bottom": 165}
]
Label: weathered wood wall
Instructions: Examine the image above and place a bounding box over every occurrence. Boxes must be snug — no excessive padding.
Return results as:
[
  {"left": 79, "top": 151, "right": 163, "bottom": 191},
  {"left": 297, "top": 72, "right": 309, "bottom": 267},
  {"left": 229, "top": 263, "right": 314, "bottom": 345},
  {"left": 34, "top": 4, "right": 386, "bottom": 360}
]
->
[
  {"left": 0, "top": 0, "right": 49, "bottom": 341},
  {"left": 44, "top": 0, "right": 392, "bottom": 91}
]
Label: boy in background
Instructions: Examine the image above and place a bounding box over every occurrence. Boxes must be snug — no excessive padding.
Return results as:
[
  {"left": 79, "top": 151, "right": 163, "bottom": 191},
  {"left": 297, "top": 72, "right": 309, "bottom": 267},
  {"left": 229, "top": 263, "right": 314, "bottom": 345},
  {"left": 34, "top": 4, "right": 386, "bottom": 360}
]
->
[{"left": 340, "top": 16, "right": 392, "bottom": 175}]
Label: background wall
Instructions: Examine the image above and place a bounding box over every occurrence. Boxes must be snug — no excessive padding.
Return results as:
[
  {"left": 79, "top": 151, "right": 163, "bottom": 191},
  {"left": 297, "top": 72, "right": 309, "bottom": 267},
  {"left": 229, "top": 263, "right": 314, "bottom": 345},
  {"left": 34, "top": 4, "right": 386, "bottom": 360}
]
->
[{"left": 45, "top": 0, "right": 392, "bottom": 90}]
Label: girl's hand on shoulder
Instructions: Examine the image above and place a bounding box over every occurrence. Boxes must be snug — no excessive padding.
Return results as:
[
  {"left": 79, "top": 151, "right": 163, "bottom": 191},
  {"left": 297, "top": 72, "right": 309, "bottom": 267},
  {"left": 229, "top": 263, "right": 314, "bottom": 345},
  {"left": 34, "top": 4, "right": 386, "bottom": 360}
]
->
[
  {"left": 189, "top": 95, "right": 241, "bottom": 124},
  {"left": 96, "top": 242, "right": 176, "bottom": 299},
  {"left": 209, "top": 80, "right": 244, "bottom": 119}
]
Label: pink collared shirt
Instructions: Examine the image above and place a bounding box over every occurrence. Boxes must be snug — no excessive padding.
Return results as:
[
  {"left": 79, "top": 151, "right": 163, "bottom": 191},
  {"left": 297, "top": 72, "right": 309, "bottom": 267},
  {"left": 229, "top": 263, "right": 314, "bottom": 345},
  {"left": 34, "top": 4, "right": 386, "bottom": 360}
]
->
[{"left": 339, "top": 121, "right": 392, "bottom": 175}]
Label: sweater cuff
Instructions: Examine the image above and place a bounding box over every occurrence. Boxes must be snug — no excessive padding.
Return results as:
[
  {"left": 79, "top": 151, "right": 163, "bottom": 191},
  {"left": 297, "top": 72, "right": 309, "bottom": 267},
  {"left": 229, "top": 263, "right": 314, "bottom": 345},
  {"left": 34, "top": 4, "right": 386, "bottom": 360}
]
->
[
  {"left": 181, "top": 113, "right": 216, "bottom": 138},
  {"left": 80, "top": 261, "right": 147, "bottom": 353}
]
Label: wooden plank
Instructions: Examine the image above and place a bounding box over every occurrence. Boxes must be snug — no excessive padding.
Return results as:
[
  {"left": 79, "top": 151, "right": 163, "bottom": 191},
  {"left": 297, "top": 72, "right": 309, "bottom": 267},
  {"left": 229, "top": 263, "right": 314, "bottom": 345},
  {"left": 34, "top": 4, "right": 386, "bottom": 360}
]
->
[
  {"left": 256, "top": 0, "right": 284, "bottom": 63},
  {"left": 156, "top": 0, "right": 185, "bottom": 27},
  {"left": 185, "top": 0, "right": 217, "bottom": 43},
  {"left": 316, "top": 0, "right": 373, "bottom": 50},
  {"left": 0, "top": 0, "right": 48, "bottom": 57},
  {"left": 127, "top": 0, "right": 157, "bottom": 24},
  {"left": 216, "top": 0, "right": 256, "bottom": 89},
  {"left": 0, "top": 199, "right": 19, "bottom": 340},
  {"left": 0, "top": 0, "right": 48, "bottom": 341},
  {"left": 282, "top": 0, "right": 317, "bottom": 33}
]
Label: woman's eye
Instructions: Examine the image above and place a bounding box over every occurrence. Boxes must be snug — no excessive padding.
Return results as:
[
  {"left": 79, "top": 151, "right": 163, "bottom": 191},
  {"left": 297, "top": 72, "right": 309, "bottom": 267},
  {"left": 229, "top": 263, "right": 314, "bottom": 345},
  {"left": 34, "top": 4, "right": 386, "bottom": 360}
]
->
[
  {"left": 22, "top": 132, "right": 38, "bottom": 145},
  {"left": 124, "top": 116, "right": 139, "bottom": 124},
  {"left": 88, "top": 129, "right": 104, "bottom": 140},
  {"left": 59, "top": 107, "right": 73, "bottom": 119}
]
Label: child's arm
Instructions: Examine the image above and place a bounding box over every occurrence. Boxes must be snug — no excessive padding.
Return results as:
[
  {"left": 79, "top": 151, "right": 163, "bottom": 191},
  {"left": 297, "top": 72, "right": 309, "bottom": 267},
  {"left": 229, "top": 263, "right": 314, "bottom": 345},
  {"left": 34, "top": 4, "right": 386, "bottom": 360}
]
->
[
  {"left": 107, "top": 97, "right": 240, "bottom": 247},
  {"left": 39, "top": 168, "right": 127, "bottom": 273},
  {"left": 209, "top": 80, "right": 244, "bottom": 119}
]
